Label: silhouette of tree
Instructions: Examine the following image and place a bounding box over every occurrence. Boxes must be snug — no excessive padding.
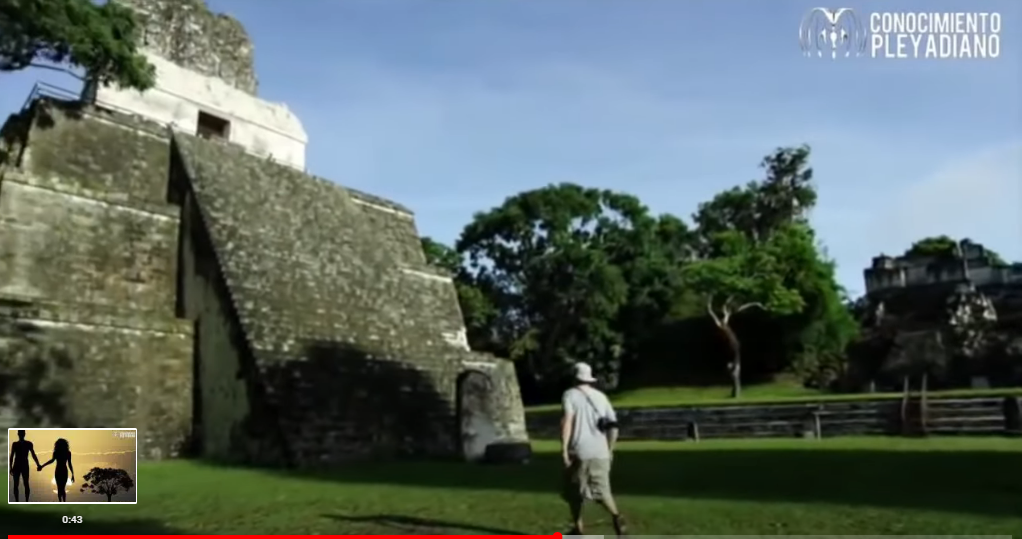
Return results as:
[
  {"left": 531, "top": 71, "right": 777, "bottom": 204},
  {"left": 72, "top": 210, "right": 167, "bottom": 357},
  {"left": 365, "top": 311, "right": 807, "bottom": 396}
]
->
[{"left": 80, "top": 467, "right": 133, "bottom": 502}]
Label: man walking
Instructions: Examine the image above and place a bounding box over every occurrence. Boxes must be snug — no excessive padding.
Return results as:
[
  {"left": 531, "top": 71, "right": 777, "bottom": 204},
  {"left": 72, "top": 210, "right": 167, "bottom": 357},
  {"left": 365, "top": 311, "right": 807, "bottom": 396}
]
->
[
  {"left": 9, "top": 429, "right": 41, "bottom": 502},
  {"left": 560, "top": 362, "right": 627, "bottom": 536}
]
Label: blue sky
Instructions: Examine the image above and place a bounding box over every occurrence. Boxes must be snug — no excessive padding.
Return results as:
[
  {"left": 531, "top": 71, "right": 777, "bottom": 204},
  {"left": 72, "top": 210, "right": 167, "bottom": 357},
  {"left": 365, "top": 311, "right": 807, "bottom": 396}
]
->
[{"left": 1, "top": 0, "right": 1018, "bottom": 296}]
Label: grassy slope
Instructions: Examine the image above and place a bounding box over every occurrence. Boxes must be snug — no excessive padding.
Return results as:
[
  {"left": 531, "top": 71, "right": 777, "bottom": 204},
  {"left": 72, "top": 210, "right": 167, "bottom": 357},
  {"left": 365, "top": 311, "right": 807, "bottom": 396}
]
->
[
  {"left": 6, "top": 437, "right": 1022, "bottom": 535},
  {"left": 526, "top": 381, "right": 1022, "bottom": 412}
]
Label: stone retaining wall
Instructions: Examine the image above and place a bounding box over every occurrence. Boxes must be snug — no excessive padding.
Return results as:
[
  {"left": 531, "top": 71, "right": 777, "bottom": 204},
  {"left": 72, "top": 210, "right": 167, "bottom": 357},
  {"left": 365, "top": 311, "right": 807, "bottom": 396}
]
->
[{"left": 526, "top": 395, "right": 1022, "bottom": 440}]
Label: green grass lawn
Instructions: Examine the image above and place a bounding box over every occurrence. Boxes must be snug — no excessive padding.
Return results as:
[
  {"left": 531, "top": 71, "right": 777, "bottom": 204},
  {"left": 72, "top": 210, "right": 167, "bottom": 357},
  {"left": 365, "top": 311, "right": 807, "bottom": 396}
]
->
[
  {"left": 525, "top": 382, "right": 1022, "bottom": 412},
  {"left": 6, "top": 437, "right": 1022, "bottom": 535}
]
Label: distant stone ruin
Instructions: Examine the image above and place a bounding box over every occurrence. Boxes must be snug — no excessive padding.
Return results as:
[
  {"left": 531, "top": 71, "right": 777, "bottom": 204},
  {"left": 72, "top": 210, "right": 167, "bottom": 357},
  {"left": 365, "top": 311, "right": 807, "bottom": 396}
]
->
[
  {"left": 0, "top": 0, "right": 529, "bottom": 464},
  {"left": 865, "top": 239, "right": 1022, "bottom": 294},
  {"left": 847, "top": 240, "right": 1022, "bottom": 391}
]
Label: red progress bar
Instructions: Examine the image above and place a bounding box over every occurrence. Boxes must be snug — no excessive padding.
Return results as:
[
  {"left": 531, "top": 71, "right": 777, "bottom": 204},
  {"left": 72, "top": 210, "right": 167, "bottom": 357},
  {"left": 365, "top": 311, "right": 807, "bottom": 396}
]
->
[{"left": 9, "top": 531, "right": 560, "bottom": 535}]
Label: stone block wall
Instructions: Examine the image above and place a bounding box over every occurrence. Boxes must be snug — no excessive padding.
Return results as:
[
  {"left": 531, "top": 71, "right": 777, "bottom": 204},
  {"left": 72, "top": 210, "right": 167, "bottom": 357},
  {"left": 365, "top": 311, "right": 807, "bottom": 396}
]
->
[
  {"left": 173, "top": 189, "right": 260, "bottom": 464},
  {"left": 397, "top": 268, "right": 473, "bottom": 349},
  {"left": 0, "top": 101, "right": 177, "bottom": 312},
  {"left": 0, "top": 177, "right": 178, "bottom": 311},
  {"left": 18, "top": 105, "right": 171, "bottom": 204},
  {"left": 0, "top": 300, "right": 192, "bottom": 458},
  {"left": 346, "top": 189, "right": 475, "bottom": 349},
  {"left": 0, "top": 100, "right": 193, "bottom": 459},
  {"left": 348, "top": 192, "right": 429, "bottom": 267},
  {"left": 259, "top": 346, "right": 459, "bottom": 463}
]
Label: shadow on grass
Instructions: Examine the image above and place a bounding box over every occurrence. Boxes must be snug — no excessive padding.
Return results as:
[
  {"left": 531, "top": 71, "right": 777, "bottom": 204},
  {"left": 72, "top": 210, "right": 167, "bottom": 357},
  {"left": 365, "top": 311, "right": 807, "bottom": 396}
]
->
[
  {"left": 2, "top": 506, "right": 181, "bottom": 534},
  {"left": 322, "top": 513, "right": 526, "bottom": 535},
  {"left": 240, "top": 446, "right": 1022, "bottom": 520}
]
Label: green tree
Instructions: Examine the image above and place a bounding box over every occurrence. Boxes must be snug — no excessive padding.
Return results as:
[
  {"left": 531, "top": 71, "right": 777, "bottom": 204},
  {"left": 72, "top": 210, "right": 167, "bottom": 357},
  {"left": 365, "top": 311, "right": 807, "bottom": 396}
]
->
[
  {"left": 904, "top": 235, "right": 958, "bottom": 258},
  {"left": 456, "top": 183, "right": 649, "bottom": 392},
  {"left": 905, "top": 235, "right": 1007, "bottom": 265},
  {"left": 681, "top": 224, "right": 811, "bottom": 397},
  {"left": 0, "top": 0, "right": 155, "bottom": 91},
  {"left": 452, "top": 278, "right": 500, "bottom": 352},
  {"left": 692, "top": 145, "right": 856, "bottom": 385},
  {"left": 694, "top": 145, "right": 815, "bottom": 251},
  {"left": 418, "top": 236, "right": 499, "bottom": 352},
  {"left": 788, "top": 251, "right": 859, "bottom": 388},
  {"left": 608, "top": 213, "right": 697, "bottom": 374},
  {"left": 420, "top": 236, "right": 461, "bottom": 275}
]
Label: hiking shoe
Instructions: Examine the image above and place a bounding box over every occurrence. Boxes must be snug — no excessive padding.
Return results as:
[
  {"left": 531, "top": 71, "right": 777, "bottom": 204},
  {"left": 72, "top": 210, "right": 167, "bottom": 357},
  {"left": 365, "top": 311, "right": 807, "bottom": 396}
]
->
[
  {"left": 612, "top": 514, "right": 628, "bottom": 536},
  {"left": 564, "top": 526, "right": 583, "bottom": 536}
]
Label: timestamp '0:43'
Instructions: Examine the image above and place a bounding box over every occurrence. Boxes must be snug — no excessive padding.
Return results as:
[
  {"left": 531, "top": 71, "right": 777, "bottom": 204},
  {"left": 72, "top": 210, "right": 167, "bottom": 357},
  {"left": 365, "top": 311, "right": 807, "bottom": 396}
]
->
[{"left": 62, "top": 516, "right": 83, "bottom": 524}]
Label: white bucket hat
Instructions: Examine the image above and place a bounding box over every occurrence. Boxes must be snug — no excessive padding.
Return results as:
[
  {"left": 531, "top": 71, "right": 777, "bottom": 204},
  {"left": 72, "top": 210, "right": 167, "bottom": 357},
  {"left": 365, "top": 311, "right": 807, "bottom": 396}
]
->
[{"left": 573, "top": 362, "right": 597, "bottom": 383}]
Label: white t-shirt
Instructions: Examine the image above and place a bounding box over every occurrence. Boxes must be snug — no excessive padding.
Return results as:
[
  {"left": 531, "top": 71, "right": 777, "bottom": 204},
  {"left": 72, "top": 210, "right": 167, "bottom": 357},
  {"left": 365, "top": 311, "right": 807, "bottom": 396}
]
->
[{"left": 562, "top": 385, "right": 617, "bottom": 460}]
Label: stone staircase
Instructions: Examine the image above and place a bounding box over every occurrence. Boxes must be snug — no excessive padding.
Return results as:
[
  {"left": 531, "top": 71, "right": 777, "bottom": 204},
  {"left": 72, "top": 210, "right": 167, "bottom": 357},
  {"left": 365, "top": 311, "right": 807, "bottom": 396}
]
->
[{"left": 172, "top": 134, "right": 471, "bottom": 464}]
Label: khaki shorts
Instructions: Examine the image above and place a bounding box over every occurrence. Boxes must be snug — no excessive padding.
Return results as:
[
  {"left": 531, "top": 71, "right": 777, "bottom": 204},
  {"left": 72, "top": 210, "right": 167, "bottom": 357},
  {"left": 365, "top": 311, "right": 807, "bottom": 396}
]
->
[{"left": 562, "top": 457, "right": 613, "bottom": 503}]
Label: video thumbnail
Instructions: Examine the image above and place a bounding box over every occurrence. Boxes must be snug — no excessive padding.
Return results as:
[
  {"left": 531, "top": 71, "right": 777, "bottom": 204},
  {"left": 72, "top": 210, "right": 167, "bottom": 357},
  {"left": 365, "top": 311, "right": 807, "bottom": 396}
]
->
[{"left": 7, "top": 428, "right": 137, "bottom": 504}]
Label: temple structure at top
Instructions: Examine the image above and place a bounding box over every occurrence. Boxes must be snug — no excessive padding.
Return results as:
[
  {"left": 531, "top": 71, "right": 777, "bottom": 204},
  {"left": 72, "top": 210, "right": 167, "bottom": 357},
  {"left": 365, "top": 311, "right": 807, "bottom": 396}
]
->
[{"left": 89, "top": 0, "right": 307, "bottom": 170}]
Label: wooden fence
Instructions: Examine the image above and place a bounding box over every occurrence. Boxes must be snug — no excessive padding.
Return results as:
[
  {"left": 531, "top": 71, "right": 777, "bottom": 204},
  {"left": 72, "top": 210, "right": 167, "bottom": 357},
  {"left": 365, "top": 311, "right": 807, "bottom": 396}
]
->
[{"left": 526, "top": 395, "right": 1022, "bottom": 441}]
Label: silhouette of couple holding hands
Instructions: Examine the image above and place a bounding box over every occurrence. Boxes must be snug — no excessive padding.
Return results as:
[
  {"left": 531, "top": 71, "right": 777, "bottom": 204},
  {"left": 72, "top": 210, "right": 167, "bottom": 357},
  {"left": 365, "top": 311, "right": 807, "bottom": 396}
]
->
[{"left": 9, "top": 430, "right": 74, "bottom": 502}]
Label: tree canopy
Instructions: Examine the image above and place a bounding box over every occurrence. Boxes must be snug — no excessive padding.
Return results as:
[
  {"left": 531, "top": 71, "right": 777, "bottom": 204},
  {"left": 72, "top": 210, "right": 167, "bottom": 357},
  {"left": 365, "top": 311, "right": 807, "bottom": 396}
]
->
[
  {"left": 905, "top": 235, "right": 1007, "bottom": 265},
  {"left": 0, "top": 0, "right": 155, "bottom": 91},
  {"left": 421, "top": 236, "right": 461, "bottom": 275},
  {"left": 417, "top": 145, "right": 872, "bottom": 401},
  {"left": 693, "top": 145, "right": 815, "bottom": 253},
  {"left": 681, "top": 225, "right": 809, "bottom": 396},
  {"left": 454, "top": 184, "right": 641, "bottom": 388},
  {"left": 416, "top": 144, "right": 1015, "bottom": 402}
]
